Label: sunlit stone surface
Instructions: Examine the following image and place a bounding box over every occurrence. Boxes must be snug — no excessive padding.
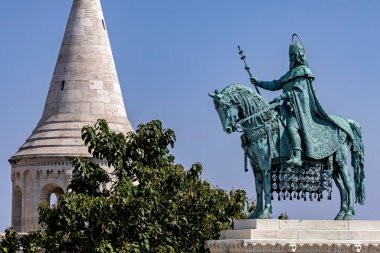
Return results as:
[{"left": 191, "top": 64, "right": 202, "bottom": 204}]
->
[{"left": 206, "top": 219, "right": 380, "bottom": 253}]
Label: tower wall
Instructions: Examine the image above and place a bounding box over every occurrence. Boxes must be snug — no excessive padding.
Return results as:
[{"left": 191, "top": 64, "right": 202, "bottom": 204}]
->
[{"left": 11, "top": 158, "right": 71, "bottom": 231}]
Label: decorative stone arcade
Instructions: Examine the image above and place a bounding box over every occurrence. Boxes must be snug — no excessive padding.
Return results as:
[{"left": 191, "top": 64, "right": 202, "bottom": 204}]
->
[{"left": 9, "top": 0, "right": 132, "bottom": 232}]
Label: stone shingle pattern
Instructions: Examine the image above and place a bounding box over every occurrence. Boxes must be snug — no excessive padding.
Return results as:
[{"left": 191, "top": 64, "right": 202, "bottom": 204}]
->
[{"left": 12, "top": 0, "right": 132, "bottom": 159}]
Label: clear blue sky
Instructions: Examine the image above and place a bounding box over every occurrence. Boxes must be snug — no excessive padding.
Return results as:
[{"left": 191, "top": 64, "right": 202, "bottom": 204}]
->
[{"left": 1, "top": 1, "right": 380, "bottom": 231}]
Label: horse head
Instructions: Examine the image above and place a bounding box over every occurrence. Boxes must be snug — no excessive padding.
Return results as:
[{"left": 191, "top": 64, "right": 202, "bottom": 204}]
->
[
  {"left": 209, "top": 84, "right": 274, "bottom": 133},
  {"left": 209, "top": 89, "right": 239, "bottom": 134}
]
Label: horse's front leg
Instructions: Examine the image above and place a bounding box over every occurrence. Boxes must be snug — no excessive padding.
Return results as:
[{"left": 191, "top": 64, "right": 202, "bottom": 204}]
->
[
  {"left": 248, "top": 160, "right": 263, "bottom": 219},
  {"left": 258, "top": 158, "right": 272, "bottom": 219},
  {"left": 250, "top": 139, "right": 273, "bottom": 219}
]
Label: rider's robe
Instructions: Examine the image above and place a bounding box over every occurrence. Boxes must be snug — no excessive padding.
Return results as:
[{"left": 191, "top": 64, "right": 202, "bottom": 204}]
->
[{"left": 258, "top": 65, "right": 355, "bottom": 159}]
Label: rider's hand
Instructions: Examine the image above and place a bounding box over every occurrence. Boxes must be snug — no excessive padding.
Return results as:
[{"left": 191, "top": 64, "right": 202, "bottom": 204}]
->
[
  {"left": 250, "top": 77, "right": 258, "bottom": 85},
  {"left": 269, "top": 96, "right": 281, "bottom": 104}
]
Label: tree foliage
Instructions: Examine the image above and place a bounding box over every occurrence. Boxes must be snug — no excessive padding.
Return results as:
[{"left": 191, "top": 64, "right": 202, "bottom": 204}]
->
[
  {"left": 0, "top": 227, "right": 19, "bottom": 253},
  {"left": 10, "top": 120, "right": 252, "bottom": 252}
]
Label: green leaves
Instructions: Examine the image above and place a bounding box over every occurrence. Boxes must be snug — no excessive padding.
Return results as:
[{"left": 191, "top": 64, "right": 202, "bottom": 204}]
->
[
  {"left": 0, "top": 227, "right": 19, "bottom": 253},
  {"left": 14, "top": 119, "right": 251, "bottom": 252},
  {"left": 69, "top": 157, "right": 111, "bottom": 196}
]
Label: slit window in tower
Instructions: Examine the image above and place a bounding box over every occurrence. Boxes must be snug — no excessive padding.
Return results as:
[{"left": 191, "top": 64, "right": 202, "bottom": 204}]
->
[
  {"left": 61, "top": 80, "right": 65, "bottom": 91},
  {"left": 102, "top": 19, "right": 106, "bottom": 30}
]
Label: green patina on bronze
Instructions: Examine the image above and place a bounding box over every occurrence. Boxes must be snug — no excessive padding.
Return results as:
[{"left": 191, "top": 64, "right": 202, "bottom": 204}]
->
[{"left": 210, "top": 34, "right": 365, "bottom": 220}]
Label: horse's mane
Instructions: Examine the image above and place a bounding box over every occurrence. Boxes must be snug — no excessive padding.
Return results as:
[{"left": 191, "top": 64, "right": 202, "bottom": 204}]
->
[{"left": 220, "top": 83, "right": 275, "bottom": 125}]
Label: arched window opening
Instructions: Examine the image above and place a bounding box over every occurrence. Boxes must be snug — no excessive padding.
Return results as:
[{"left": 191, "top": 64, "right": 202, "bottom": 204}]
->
[{"left": 41, "top": 183, "right": 64, "bottom": 208}]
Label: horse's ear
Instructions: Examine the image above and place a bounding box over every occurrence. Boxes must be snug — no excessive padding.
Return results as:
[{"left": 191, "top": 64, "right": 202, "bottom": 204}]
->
[{"left": 208, "top": 89, "right": 219, "bottom": 98}]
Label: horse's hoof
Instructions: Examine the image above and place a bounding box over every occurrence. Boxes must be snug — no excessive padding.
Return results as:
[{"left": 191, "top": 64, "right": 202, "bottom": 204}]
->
[
  {"left": 258, "top": 214, "right": 270, "bottom": 219},
  {"left": 335, "top": 207, "right": 348, "bottom": 220},
  {"left": 343, "top": 212, "right": 354, "bottom": 220},
  {"left": 258, "top": 209, "right": 271, "bottom": 219},
  {"left": 248, "top": 210, "right": 262, "bottom": 219},
  {"left": 334, "top": 214, "right": 345, "bottom": 220},
  {"left": 342, "top": 208, "right": 355, "bottom": 220}
]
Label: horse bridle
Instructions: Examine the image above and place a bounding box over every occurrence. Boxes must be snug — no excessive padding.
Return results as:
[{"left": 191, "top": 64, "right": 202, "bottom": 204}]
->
[
  {"left": 218, "top": 94, "right": 277, "bottom": 132},
  {"left": 229, "top": 103, "right": 277, "bottom": 132},
  {"left": 235, "top": 106, "right": 274, "bottom": 126}
]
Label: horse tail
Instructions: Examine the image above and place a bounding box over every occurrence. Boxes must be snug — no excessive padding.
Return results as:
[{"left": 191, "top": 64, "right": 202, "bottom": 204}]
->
[{"left": 348, "top": 119, "right": 365, "bottom": 205}]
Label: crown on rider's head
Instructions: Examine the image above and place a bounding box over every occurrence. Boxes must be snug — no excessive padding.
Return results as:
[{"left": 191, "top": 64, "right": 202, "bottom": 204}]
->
[
  {"left": 289, "top": 43, "right": 304, "bottom": 55},
  {"left": 289, "top": 33, "right": 305, "bottom": 56}
]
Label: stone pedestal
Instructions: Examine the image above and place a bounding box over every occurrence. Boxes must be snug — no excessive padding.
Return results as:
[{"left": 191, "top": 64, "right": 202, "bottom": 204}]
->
[{"left": 206, "top": 220, "right": 380, "bottom": 253}]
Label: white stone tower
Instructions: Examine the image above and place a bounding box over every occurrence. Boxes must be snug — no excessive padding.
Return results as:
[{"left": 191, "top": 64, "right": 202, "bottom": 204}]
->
[{"left": 9, "top": 0, "right": 133, "bottom": 232}]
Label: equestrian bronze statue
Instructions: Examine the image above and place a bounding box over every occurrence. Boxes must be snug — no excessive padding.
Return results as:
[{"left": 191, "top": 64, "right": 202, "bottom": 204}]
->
[{"left": 210, "top": 34, "right": 365, "bottom": 220}]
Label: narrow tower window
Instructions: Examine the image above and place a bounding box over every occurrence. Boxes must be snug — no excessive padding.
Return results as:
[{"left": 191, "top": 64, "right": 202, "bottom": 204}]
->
[
  {"left": 102, "top": 19, "right": 106, "bottom": 30},
  {"left": 61, "top": 80, "right": 65, "bottom": 91}
]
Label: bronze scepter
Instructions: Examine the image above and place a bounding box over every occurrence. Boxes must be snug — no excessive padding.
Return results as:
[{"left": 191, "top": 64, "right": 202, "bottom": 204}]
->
[{"left": 238, "top": 45, "right": 261, "bottom": 95}]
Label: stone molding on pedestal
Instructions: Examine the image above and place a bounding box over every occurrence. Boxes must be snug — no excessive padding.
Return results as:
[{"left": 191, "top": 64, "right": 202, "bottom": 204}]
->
[
  {"left": 206, "top": 220, "right": 380, "bottom": 253},
  {"left": 207, "top": 241, "right": 380, "bottom": 253}
]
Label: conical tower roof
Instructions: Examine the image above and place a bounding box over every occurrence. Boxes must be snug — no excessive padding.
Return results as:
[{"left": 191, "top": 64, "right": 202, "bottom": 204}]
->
[{"left": 12, "top": 0, "right": 132, "bottom": 159}]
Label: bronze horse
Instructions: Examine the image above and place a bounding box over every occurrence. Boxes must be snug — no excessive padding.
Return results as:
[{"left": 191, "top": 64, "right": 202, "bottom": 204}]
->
[{"left": 210, "top": 84, "right": 365, "bottom": 220}]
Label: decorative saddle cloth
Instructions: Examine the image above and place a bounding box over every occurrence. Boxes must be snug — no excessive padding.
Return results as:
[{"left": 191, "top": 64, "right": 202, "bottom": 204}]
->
[{"left": 271, "top": 158, "right": 334, "bottom": 202}]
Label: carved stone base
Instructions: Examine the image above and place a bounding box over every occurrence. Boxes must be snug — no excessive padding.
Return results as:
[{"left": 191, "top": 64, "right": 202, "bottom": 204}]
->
[{"left": 206, "top": 220, "right": 380, "bottom": 253}]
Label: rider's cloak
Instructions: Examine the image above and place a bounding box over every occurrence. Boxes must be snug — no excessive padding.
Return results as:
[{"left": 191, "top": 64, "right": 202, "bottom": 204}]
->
[{"left": 259, "top": 65, "right": 356, "bottom": 159}]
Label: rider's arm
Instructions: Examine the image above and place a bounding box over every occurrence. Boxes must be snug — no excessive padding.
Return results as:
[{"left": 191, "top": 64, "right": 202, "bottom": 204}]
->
[
  {"left": 258, "top": 80, "right": 282, "bottom": 91},
  {"left": 254, "top": 79, "right": 283, "bottom": 91}
]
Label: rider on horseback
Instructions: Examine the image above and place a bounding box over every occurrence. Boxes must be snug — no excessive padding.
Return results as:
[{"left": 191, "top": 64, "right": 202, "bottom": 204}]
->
[
  {"left": 211, "top": 35, "right": 365, "bottom": 220},
  {"left": 250, "top": 35, "right": 348, "bottom": 167}
]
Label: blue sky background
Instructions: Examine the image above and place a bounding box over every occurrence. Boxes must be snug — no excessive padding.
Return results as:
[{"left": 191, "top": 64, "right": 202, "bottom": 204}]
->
[{"left": 1, "top": 1, "right": 380, "bottom": 231}]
